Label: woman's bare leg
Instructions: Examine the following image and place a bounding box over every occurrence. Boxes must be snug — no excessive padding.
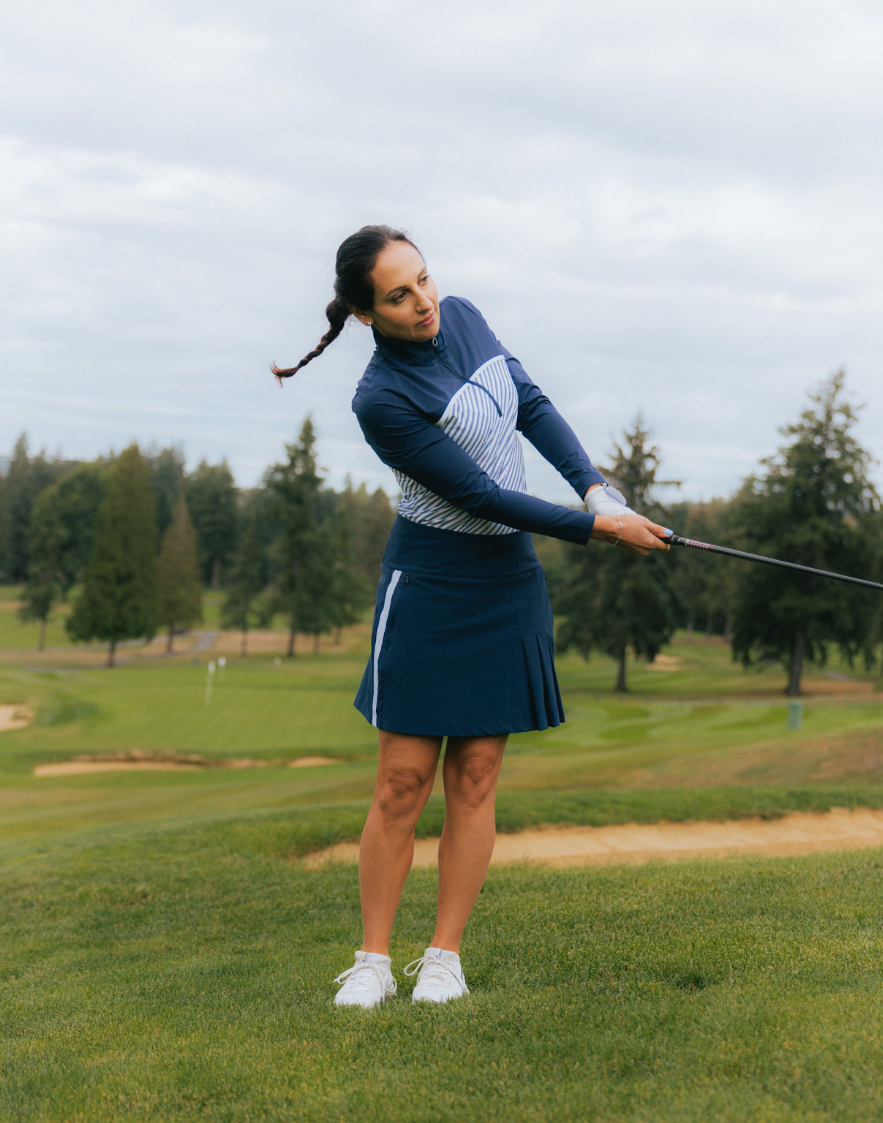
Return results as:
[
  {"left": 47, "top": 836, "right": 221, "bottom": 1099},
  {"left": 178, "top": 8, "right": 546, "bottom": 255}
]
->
[
  {"left": 359, "top": 730, "right": 442, "bottom": 955},
  {"left": 432, "top": 734, "right": 507, "bottom": 953}
]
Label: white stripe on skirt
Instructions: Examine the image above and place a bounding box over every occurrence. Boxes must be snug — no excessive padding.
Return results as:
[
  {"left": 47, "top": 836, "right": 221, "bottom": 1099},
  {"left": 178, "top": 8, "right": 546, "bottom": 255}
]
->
[{"left": 372, "top": 569, "right": 402, "bottom": 727}]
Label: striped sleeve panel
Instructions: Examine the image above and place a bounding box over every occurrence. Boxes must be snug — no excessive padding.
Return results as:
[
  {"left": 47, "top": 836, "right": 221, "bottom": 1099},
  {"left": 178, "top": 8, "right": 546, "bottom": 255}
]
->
[{"left": 396, "top": 355, "right": 527, "bottom": 536}]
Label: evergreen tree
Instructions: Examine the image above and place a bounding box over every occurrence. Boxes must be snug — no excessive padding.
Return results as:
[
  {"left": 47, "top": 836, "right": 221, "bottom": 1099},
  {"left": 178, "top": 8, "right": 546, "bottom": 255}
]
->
[
  {"left": 220, "top": 508, "right": 268, "bottom": 655},
  {"left": 326, "top": 500, "right": 370, "bottom": 644},
  {"left": 557, "top": 417, "right": 677, "bottom": 691},
  {"left": 67, "top": 446, "right": 158, "bottom": 666},
  {"left": 18, "top": 571, "right": 62, "bottom": 652},
  {"left": 147, "top": 446, "right": 186, "bottom": 539},
  {"left": 0, "top": 434, "right": 71, "bottom": 581},
  {"left": 25, "top": 463, "right": 110, "bottom": 594},
  {"left": 340, "top": 480, "right": 396, "bottom": 587},
  {"left": 731, "top": 372, "right": 880, "bottom": 695},
  {"left": 18, "top": 487, "right": 66, "bottom": 651},
  {"left": 156, "top": 496, "right": 203, "bottom": 653},
  {"left": 297, "top": 523, "right": 337, "bottom": 655},
  {"left": 185, "top": 459, "right": 238, "bottom": 587},
  {"left": 267, "top": 419, "right": 335, "bottom": 657},
  {"left": 668, "top": 498, "right": 736, "bottom": 640}
]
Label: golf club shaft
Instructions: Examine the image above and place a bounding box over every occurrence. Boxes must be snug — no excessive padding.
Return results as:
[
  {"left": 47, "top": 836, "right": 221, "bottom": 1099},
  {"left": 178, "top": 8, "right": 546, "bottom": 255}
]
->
[{"left": 664, "top": 535, "right": 883, "bottom": 593}]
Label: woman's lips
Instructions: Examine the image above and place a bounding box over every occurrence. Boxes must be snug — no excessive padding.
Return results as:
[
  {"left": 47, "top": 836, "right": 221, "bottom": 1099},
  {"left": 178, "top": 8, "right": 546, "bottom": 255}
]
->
[{"left": 417, "top": 312, "right": 435, "bottom": 327}]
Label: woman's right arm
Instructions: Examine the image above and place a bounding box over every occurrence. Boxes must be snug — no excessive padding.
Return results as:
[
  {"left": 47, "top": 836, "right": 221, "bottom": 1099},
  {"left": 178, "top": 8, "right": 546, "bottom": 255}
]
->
[{"left": 356, "top": 392, "right": 669, "bottom": 552}]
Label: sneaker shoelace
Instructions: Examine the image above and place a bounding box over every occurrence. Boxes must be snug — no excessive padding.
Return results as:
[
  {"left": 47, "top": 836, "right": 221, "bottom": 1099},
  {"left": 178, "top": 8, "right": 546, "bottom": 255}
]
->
[
  {"left": 334, "top": 960, "right": 396, "bottom": 997},
  {"left": 403, "top": 955, "right": 467, "bottom": 992}
]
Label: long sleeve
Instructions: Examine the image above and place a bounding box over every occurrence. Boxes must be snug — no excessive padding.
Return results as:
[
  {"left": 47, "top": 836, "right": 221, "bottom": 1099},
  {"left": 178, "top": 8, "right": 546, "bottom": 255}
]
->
[
  {"left": 504, "top": 352, "right": 606, "bottom": 499},
  {"left": 356, "top": 391, "right": 596, "bottom": 545}
]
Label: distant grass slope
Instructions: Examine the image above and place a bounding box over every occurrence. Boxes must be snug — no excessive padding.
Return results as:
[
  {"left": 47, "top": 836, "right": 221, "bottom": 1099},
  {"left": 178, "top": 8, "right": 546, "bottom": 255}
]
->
[
  {"left": 4, "top": 813, "right": 883, "bottom": 1122},
  {"left": 1, "top": 641, "right": 883, "bottom": 849}
]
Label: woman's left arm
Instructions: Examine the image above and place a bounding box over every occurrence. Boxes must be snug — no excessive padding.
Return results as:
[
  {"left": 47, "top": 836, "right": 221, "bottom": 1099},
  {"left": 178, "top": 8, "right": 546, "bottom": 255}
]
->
[{"left": 505, "top": 353, "right": 605, "bottom": 501}]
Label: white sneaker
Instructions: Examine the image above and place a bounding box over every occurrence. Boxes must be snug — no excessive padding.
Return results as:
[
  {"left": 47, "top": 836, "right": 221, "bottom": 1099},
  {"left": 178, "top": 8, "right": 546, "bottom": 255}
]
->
[
  {"left": 333, "top": 951, "right": 397, "bottom": 1008},
  {"left": 405, "top": 947, "right": 469, "bottom": 1004}
]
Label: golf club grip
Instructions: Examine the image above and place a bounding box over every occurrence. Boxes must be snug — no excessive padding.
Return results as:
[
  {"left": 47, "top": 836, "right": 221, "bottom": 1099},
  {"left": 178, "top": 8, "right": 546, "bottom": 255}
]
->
[{"left": 661, "top": 535, "right": 883, "bottom": 593}]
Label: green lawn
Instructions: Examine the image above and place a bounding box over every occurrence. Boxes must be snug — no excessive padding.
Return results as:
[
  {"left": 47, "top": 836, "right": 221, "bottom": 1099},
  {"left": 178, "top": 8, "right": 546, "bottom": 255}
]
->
[
  {"left": 1, "top": 636, "right": 882, "bottom": 848},
  {"left": 0, "top": 585, "right": 75, "bottom": 651},
  {"left": 3, "top": 610, "right": 883, "bottom": 1120},
  {"left": 4, "top": 811, "right": 883, "bottom": 1122}
]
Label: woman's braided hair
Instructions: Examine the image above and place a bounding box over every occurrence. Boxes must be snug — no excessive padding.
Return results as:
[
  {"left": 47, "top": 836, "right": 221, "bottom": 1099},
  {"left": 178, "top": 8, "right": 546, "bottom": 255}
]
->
[{"left": 272, "top": 224, "right": 418, "bottom": 383}]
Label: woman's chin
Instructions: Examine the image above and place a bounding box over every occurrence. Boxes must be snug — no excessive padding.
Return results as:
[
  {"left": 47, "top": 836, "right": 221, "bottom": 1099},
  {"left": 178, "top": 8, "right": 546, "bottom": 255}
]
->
[{"left": 411, "top": 319, "right": 440, "bottom": 341}]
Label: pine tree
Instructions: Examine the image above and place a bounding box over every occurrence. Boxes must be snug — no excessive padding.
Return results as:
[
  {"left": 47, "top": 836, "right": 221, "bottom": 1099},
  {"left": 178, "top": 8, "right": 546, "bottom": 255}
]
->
[
  {"left": 668, "top": 498, "right": 736, "bottom": 641},
  {"left": 326, "top": 500, "right": 370, "bottom": 644},
  {"left": 185, "top": 459, "right": 238, "bottom": 587},
  {"left": 220, "top": 508, "right": 267, "bottom": 655},
  {"left": 296, "top": 522, "right": 337, "bottom": 655},
  {"left": 18, "top": 486, "right": 65, "bottom": 651},
  {"left": 147, "top": 446, "right": 186, "bottom": 539},
  {"left": 731, "top": 372, "right": 880, "bottom": 695},
  {"left": 340, "top": 480, "right": 396, "bottom": 587},
  {"left": 0, "top": 434, "right": 71, "bottom": 582},
  {"left": 267, "top": 419, "right": 335, "bottom": 657},
  {"left": 36, "top": 464, "right": 110, "bottom": 589},
  {"left": 557, "top": 416, "right": 677, "bottom": 691},
  {"left": 67, "top": 446, "right": 158, "bottom": 666},
  {"left": 156, "top": 496, "right": 203, "bottom": 653}
]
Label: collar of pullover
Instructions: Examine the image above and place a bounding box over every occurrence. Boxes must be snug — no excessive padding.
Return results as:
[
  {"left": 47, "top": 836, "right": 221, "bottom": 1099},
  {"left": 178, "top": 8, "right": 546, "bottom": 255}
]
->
[{"left": 372, "top": 324, "right": 446, "bottom": 365}]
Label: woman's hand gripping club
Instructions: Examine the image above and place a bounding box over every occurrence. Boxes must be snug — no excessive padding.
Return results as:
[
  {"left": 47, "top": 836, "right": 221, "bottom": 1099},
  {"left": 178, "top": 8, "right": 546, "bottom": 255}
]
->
[{"left": 585, "top": 483, "right": 671, "bottom": 556}]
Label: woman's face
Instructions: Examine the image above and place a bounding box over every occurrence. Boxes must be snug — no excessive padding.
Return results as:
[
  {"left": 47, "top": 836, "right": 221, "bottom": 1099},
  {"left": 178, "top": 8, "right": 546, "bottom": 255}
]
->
[{"left": 355, "top": 240, "right": 440, "bottom": 342}]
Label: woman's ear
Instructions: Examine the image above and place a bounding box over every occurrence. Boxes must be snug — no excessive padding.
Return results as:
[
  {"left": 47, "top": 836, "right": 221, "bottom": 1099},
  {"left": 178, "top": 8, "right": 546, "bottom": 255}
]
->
[{"left": 350, "top": 307, "right": 373, "bottom": 327}]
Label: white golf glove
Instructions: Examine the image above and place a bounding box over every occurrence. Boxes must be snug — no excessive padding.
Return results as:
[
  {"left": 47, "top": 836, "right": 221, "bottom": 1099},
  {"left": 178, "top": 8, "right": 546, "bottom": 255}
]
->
[{"left": 584, "top": 483, "right": 635, "bottom": 517}]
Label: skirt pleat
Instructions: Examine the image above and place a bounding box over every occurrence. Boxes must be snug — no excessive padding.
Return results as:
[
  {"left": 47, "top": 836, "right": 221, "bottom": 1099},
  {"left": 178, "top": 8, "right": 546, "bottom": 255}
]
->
[{"left": 521, "top": 632, "right": 564, "bottom": 733}]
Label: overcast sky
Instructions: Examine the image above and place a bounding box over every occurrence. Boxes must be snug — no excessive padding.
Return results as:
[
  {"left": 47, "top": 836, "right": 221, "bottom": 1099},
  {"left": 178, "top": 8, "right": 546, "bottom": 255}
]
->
[{"left": 3, "top": 0, "right": 883, "bottom": 502}]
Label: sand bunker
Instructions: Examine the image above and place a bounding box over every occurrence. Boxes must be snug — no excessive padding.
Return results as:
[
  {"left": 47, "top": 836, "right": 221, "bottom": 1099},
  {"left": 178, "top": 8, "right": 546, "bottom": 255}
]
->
[
  {"left": 0, "top": 705, "right": 32, "bottom": 732},
  {"left": 35, "top": 760, "right": 204, "bottom": 776},
  {"left": 34, "top": 751, "right": 343, "bottom": 776},
  {"left": 304, "top": 807, "right": 883, "bottom": 869}
]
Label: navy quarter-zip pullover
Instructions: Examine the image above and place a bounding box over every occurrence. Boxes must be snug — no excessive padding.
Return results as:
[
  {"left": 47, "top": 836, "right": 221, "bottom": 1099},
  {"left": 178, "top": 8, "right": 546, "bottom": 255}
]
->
[{"left": 352, "top": 296, "right": 605, "bottom": 545}]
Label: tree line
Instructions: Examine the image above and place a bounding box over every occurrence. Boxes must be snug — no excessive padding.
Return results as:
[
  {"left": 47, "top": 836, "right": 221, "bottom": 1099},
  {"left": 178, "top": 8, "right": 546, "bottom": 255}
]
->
[
  {"left": 2, "top": 373, "right": 881, "bottom": 692},
  {"left": 550, "top": 372, "right": 883, "bottom": 695},
  {"left": 0, "top": 421, "right": 394, "bottom": 664}
]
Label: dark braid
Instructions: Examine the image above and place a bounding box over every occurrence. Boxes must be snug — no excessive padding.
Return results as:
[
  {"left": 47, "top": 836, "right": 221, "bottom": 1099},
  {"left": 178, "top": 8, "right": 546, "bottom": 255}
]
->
[{"left": 272, "top": 224, "right": 418, "bottom": 383}]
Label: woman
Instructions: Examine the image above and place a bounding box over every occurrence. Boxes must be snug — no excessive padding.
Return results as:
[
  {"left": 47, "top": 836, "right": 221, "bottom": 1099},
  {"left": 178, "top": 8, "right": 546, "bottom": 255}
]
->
[{"left": 273, "top": 225, "right": 669, "bottom": 1008}]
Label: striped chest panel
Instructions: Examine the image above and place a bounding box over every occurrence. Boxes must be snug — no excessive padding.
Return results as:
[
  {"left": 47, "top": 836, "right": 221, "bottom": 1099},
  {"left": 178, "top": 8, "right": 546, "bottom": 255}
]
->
[{"left": 395, "top": 354, "right": 526, "bottom": 536}]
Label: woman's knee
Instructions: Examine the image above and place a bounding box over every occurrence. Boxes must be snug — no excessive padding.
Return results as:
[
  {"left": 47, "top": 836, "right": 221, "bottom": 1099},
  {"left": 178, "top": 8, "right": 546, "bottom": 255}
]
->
[
  {"left": 376, "top": 766, "right": 433, "bottom": 821},
  {"left": 446, "top": 752, "right": 500, "bottom": 810}
]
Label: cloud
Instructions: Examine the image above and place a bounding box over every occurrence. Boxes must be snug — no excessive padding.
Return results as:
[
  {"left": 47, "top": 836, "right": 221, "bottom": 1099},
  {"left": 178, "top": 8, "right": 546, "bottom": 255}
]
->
[{"left": 1, "top": 0, "right": 882, "bottom": 501}]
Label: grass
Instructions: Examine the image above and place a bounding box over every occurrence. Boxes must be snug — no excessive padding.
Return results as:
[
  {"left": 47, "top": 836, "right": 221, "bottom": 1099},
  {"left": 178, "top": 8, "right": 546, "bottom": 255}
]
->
[
  {"left": 4, "top": 812, "right": 883, "bottom": 1121},
  {"left": 3, "top": 601, "right": 883, "bottom": 1119},
  {"left": 0, "top": 585, "right": 74, "bottom": 651},
  {"left": 1, "top": 634, "right": 882, "bottom": 849}
]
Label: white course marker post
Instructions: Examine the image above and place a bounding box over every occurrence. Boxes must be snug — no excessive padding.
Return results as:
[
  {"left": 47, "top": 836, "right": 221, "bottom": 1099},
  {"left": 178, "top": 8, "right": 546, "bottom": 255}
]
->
[
  {"left": 218, "top": 656, "right": 226, "bottom": 683},
  {"left": 206, "top": 661, "right": 215, "bottom": 707}
]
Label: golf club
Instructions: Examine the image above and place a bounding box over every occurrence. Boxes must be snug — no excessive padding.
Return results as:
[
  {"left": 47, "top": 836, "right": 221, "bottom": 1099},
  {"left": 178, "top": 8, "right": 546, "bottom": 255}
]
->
[{"left": 662, "top": 534, "right": 883, "bottom": 593}]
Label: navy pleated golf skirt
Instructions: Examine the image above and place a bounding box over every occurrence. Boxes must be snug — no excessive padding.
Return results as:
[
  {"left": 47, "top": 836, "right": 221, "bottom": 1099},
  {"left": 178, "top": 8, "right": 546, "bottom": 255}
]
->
[{"left": 354, "top": 516, "right": 565, "bottom": 737}]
